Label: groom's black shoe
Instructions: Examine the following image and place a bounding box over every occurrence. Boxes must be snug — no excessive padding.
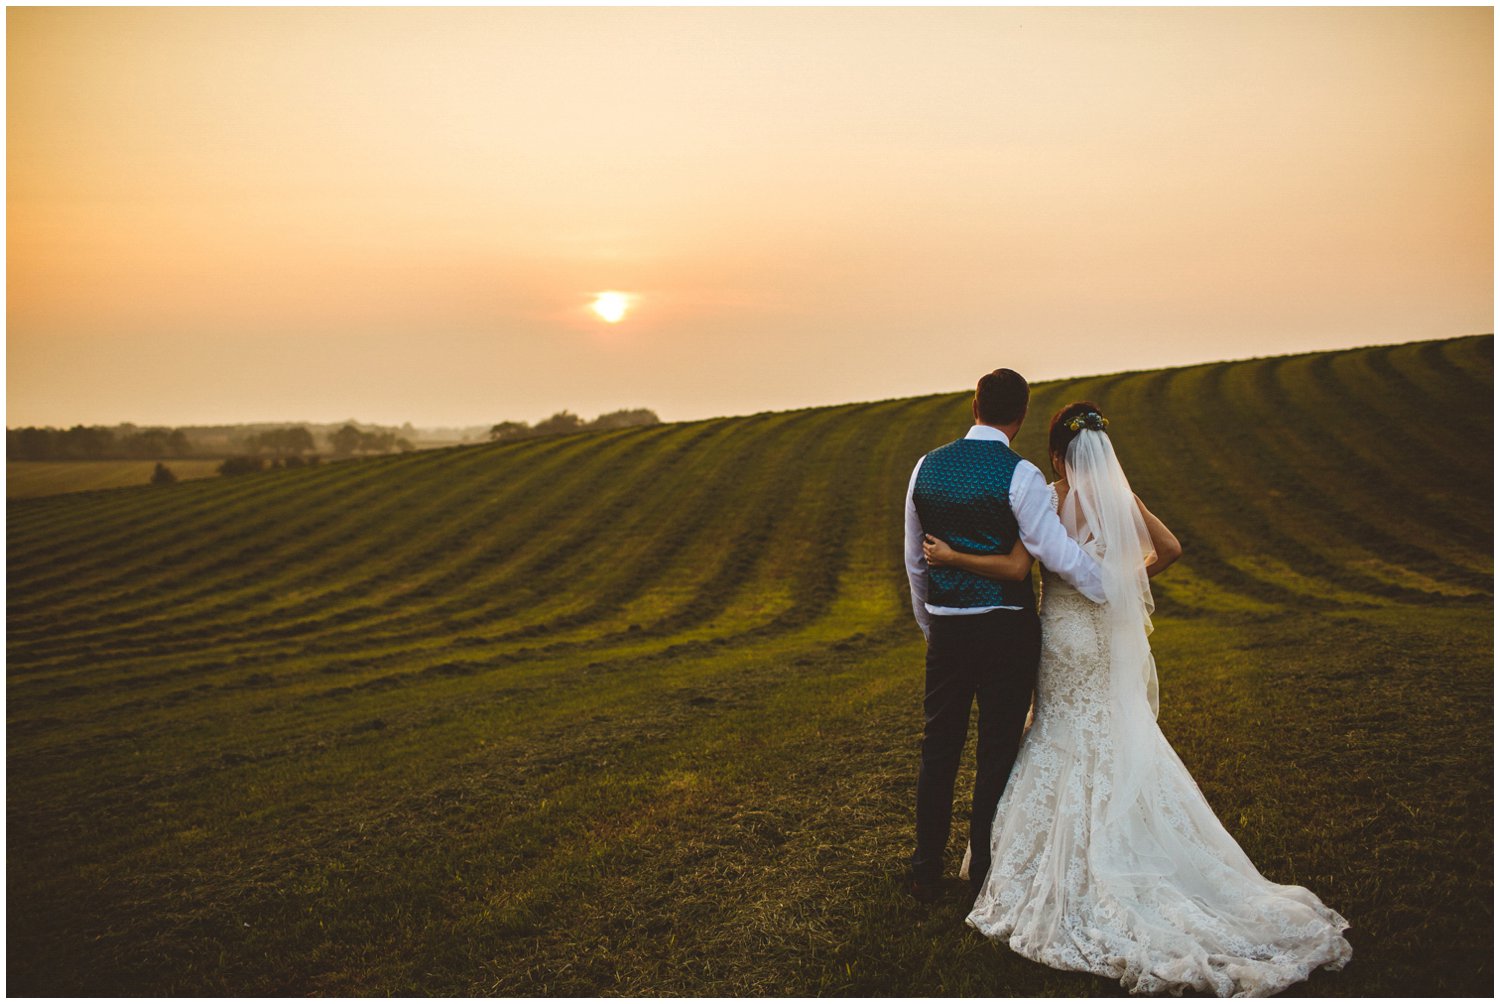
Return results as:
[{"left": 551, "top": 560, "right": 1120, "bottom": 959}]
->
[{"left": 906, "top": 876, "right": 941, "bottom": 904}]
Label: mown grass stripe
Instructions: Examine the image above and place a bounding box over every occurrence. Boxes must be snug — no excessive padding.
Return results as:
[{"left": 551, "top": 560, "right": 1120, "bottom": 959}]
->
[
  {"left": 1221, "top": 355, "right": 1490, "bottom": 590},
  {"left": 1317, "top": 348, "right": 1492, "bottom": 546},
  {"left": 1177, "top": 361, "right": 1463, "bottom": 606},
  {"left": 1269, "top": 348, "right": 1488, "bottom": 535},
  {"left": 7, "top": 444, "right": 497, "bottom": 616},
  {"left": 6, "top": 425, "right": 685, "bottom": 663},
  {"left": 1334, "top": 342, "right": 1489, "bottom": 485},
  {"left": 6, "top": 422, "right": 728, "bottom": 692},
  {"left": 9, "top": 434, "right": 578, "bottom": 617},
  {"left": 5, "top": 442, "right": 447, "bottom": 571},
  {"left": 2, "top": 411, "right": 822, "bottom": 708}
]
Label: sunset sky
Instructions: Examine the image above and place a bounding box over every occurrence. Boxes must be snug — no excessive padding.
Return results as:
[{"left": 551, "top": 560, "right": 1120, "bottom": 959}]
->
[{"left": 7, "top": 6, "right": 1492, "bottom": 429}]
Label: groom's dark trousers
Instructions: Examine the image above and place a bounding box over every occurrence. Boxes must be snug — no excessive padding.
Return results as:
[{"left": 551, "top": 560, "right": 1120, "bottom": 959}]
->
[{"left": 911, "top": 605, "right": 1041, "bottom": 892}]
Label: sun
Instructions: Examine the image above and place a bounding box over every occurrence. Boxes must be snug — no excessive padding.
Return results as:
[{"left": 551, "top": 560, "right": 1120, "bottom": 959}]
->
[{"left": 591, "top": 291, "right": 630, "bottom": 323}]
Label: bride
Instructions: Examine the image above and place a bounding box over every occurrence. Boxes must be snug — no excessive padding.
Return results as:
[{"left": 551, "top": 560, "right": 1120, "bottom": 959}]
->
[{"left": 921, "top": 402, "right": 1353, "bottom": 997}]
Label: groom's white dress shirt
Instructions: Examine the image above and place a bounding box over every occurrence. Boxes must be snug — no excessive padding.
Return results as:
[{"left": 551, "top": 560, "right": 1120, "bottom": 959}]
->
[{"left": 904, "top": 424, "right": 1106, "bottom": 640}]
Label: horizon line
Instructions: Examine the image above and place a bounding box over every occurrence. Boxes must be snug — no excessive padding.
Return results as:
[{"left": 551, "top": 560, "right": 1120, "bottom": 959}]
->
[{"left": 6, "top": 331, "right": 1489, "bottom": 434}]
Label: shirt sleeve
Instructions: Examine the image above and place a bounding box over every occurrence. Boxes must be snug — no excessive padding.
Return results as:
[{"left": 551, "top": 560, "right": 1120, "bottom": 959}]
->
[
  {"left": 904, "top": 457, "right": 932, "bottom": 640},
  {"left": 1010, "top": 460, "right": 1107, "bottom": 603}
]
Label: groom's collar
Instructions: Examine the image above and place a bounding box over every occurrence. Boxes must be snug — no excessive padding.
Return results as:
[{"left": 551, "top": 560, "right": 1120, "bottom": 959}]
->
[{"left": 965, "top": 424, "right": 1011, "bottom": 446}]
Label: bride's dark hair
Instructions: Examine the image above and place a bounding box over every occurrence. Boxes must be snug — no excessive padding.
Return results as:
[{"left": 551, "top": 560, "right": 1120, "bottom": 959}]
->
[{"left": 1048, "top": 401, "right": 1106, "bottom": 477}]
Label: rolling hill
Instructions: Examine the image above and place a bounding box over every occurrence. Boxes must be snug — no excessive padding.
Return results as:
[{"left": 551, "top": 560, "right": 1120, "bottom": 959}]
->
[{"left": 7, "top": 335, "right": 1492, "bottom": 995}]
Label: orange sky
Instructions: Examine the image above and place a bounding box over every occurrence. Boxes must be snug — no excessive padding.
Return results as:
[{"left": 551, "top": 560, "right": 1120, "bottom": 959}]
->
[{"left": 7, "top": 6, "right": 1492, "bottom": 428}]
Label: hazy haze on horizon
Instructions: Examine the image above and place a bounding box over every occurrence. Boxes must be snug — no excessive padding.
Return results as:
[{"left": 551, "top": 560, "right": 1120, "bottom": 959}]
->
[{"left": 7, "top": 6, "right": 1492, "bottom": 428}]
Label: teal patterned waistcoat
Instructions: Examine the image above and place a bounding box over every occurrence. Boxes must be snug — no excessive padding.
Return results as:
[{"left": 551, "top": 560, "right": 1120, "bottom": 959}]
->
[{"left": 912, "top": 438, "right": 1036, "bottom": 609}]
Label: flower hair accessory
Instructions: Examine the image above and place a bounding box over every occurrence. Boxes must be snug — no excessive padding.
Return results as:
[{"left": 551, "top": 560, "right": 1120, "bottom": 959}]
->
[{"left": 1066, "top": 411, "right": 1109, "bottom": 433}]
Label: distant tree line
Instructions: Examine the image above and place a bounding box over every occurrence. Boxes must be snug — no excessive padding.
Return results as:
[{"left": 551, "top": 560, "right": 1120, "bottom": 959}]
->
[
  {"left": 9, "top": 421, "right": 421, "bottom": 463},
  {"left": 213, "top": 423, "right": 410, "bottom": 476},
  {"left": 8, "top": 425, "right": 193, "bottom": 460},
  {"left": 242, "top": 426, "right": 316, "bottom": 455},
  {"left": 328, "top": 424, "right": 414, "bottom": 456},
  {"left": 489, "top": 408, "right": 659, "bottom": 443},
  {"left": 223, "top": 423, "right": 412, "bottom": 461},
  {"left": 11, "top": 411, "right": 653, "bottom": 463}
]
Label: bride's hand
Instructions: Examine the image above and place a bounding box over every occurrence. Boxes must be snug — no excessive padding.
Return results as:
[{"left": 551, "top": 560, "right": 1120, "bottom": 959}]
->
[{"left": 923, "top": 534, "right": 957, "bottom": 567}]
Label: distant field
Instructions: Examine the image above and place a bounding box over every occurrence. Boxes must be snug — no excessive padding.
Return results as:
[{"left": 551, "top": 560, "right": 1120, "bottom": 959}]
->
[
  {"left": 7, "top": 459, "right": 228, "bottom": 498},
  {"left": 6, "top": 450, "right": 466, "bottom": 500},
  {"left": 6, "top": 336, "right": 1492, "bottom": 995}
]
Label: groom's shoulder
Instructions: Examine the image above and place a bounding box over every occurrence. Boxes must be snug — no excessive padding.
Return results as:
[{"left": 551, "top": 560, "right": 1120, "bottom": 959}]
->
[
  {"left": 922, "top": 436, "right": 1029, "bottom": 462},
  {"left": 1011, "top": 455, "right": 1044, "bottom": 485},
  {"left": 915, "top": 438, "right": 958, "bottom": 468},
  {"left": 924, "top": 436, "right": 967, "bottom": 457}
]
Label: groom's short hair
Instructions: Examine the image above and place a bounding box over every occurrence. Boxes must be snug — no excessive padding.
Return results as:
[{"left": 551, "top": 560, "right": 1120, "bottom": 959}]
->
[{"left": 975, "top": 368, "right": 1029, "bottom": 425}]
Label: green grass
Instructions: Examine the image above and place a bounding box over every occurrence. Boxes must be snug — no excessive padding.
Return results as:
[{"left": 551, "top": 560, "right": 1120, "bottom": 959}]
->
[
  {"left": 6, "top": 459, "right": 228, "bottom": 498},
  {"left": 7, "top": 335, "right": 1492, "bottom": 995}
]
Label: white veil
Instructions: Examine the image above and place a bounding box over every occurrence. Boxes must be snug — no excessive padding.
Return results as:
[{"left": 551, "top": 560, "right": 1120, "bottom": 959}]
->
[{"left": 1058, "top": 427, "right": 1161, "bottom": 825}]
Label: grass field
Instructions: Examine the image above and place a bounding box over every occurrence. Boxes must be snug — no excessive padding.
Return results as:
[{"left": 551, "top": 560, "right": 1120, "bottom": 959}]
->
[
  {"left": 7, "top": 459, "right": 230, "bottom": 498},
  {"left": 6, "top": 335, "right": 1492, "bottom": 995}
]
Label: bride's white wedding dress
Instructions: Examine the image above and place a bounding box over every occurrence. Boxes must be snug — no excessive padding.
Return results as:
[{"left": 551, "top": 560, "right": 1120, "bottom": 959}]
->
[{"left": 964, "top": 449, "right": 1352, "bottom": 996}]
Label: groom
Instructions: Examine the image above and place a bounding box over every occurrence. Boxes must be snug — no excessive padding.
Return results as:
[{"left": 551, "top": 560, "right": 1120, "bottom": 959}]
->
[{"left": 903, "top": 368, "right": 1106, "bottom": 903}]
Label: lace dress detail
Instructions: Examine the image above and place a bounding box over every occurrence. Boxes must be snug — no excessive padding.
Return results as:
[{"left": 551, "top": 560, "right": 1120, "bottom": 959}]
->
[{"left": 965, "top": 483, "right": 1352, "bottom": 996}]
